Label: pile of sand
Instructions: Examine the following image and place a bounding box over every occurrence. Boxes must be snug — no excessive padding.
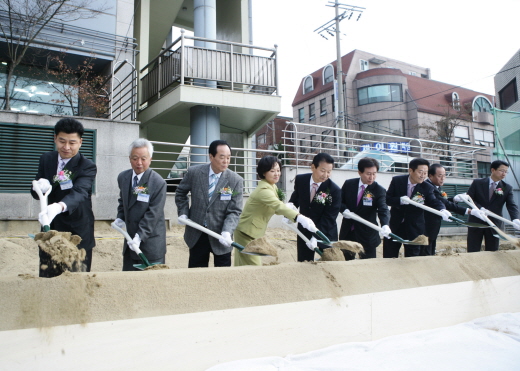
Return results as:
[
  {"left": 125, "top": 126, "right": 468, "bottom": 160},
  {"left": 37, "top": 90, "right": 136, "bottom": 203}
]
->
[
  {"left": 34, "top": 230, "right": 85, "bottom": 273},
  {"left": 320, "top": 247, "right": 346, "bottom": 261}
]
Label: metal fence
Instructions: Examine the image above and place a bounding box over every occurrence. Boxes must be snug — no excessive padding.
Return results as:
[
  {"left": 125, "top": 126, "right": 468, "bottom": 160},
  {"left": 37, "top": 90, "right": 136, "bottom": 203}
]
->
[
  {"left": 150, "top": 122, "right": 488, "bottom": 194},
  {"left": 140, "top": 31, "right": 278, "bottom": 107}
]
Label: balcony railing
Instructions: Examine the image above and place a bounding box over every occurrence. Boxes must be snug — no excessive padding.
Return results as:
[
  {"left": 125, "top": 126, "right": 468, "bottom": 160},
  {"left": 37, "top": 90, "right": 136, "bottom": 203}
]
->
[
  {"left": 150, "top": 122, "right": 487, "bottom": 194},
  {"left": 140, "top": 31, "right": 278, "bottom": 108}
]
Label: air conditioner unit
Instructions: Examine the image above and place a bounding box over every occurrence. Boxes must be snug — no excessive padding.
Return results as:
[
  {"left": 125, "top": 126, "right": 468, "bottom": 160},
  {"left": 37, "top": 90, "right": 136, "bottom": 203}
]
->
[{"left": 472, "top": 111, "right": 493, "bottom": 124}]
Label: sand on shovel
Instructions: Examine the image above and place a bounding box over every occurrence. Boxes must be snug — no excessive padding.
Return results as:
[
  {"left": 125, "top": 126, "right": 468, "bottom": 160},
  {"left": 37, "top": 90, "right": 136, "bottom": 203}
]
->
[
  {"left": 332, "top": 240, "right": 364, "bottom": 255},
  {"left": 320, "top": 247, "right": 346, "bottom": 261},
  {"left": 243, "top": 236, "right": 278, "bottom": 257},
  {"left": 34, "top": 230, "right": 86, "bottom": 273},
  {"left": 144, "top": 264, "right": 170, "bottom": 271},
  {"left": 410, "top": 234, "right": 428, "bottom": 245}
]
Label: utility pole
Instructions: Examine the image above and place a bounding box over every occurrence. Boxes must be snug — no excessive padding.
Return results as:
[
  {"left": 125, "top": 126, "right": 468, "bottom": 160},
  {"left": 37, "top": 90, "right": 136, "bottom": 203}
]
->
[{"left": 314, "top": 1, "right": 364, "bottom": 155}]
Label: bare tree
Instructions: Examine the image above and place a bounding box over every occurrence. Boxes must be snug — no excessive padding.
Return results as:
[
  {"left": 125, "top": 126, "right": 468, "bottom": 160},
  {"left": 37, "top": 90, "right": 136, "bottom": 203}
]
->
[{"left": 0, "top": 0, "right": 108, "bottom": 110}]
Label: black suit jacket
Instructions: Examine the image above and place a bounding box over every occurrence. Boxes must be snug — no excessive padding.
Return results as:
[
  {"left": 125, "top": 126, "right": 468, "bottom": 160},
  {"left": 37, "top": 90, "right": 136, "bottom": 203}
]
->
[
  {"left": 31, "top": 151, "right": 97, "bottom": 250},
  {"left": 424, "top": 178, "right": 467, "bottom": 240},
  {"left": 466, "top": 177, "right": 518, "bottom": 228},
  {"left": 289, "top": 174, "right": 341, "bottom": 243},
  {"left": 339, "top": 178, "right": 390, "bottom": 248},
  {"left": 386, "top": 174, "right": 444, "bottom": 240}
]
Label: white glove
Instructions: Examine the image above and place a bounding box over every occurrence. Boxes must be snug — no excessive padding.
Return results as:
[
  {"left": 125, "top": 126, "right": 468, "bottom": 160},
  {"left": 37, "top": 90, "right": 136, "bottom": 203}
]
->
[
  {"left": 512, "top": 219, "right": 520, "bottom": 230},
  {"left": 342, "top": 209, "right": 351, "bottom": 219},
  {"left": 380, "top": 225, "right": 391, "bottom": 239},
  {"left": 177, "top": 214, "right": 188, "bottom": 224},
  {"left": 440, "top": 209, "right": 452, "bottom": 222},
  {"left": 218, "top": 231, "right": 233, "bottom": 247},
  {"left": 453, "top": 193, "right": 467, "bottom": 203},
  {"left": 286, "top": 202, "right": 298, "bottom": 211},
  {"left": 400, "top": 196, "right": 410, "bottom": 205},
  {"left": 33, "top": 178, "right": 51, "bottom": 193},
  {"left": 128, "top": 234, "right": 141, "bottom": 252},
  {"left": 113, "top": 218, "right": 125, "bottom": 229},
  {"left": 38, "top": 203, "right": 63, "bottom": 226},
  {"left": 306, "top": 237, "right": 318, "bottom": 251},
  {"left": 470, "top": 208, "right": 487, "bottom": 222},
  {"left": 297, "top": 214, "right": 317, "bottom": 233}
]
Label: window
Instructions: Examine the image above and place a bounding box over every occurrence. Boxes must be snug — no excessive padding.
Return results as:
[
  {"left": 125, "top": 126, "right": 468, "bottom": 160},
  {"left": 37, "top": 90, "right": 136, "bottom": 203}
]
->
[
  {"left": 474, "top": 128, "right": 494, "bottom": 146},
  {"left": 303, "top": 76, "right": 313, "bottom": 94},
  {"left": 359, "top": 120, "right": 405, "bottom": 137},
  {"left": 320, "top": 98, "right": 327, "bottom": 116},
  {"left": 360, "top": 59, "right": 369, "bottom": 71},
  {"left": 409, "top": 71, "right": 417, "bottom": 76},
  {"left": 452, "top": 92, "right": 460, "bottom": 111},
  {"left": 331, "top": 94, "right": 336, "bottom": 115},
  {"left": 298, "top": 107, "right": 305, "bottom": 123},
  {"left": 454, "top": 126, "right": 469, "bottom": 139},
  {"left": 309, "top": 103, "right": 315, "bottom": 120},
  {"left": 357, "top": 84, "right": 402, "bottom": 105},
  {"left": 499, "top": 78, "right": 518, "bottom": 110},
  {"left": 323, "top": 65, "right": 334, "bottom": 84},
  {"left": 257, "top": 133, "right": 266, "bottom": 145},
  {"left": 0, "top": 123, "right": 96, "bottom": 193},
  {"left": 473, "top": 96, "right": 493, "bottom": 113},
  {"left": 310, "top": 135, "right": 316, "bottom": 148},
  {"left": 477, "top": 162, "right": 491, "bottom": 178}
]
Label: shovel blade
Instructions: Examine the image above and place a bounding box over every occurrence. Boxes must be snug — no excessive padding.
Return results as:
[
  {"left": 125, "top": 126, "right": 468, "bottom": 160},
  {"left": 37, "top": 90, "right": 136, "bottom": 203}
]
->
[
  {"left": 133, "top": 262, "right": 163, "bottom": 270},
  {"left": 240, "top": 251, "right": 274, "bottom": 257}
]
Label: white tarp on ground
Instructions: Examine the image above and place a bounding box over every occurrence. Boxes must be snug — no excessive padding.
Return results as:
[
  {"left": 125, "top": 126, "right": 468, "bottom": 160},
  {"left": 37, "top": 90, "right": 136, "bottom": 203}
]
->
[{"left": 207, "top": 312, "right": 520, "bottom": 371}]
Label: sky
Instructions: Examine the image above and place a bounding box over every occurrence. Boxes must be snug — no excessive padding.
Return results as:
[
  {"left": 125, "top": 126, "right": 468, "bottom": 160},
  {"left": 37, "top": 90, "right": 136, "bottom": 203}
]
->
[
  {"left": 252, "top": 0, "right": 520, "bottom": 117},
  {"left": 207, "top": 312, "right": 520, "bottom": 370}
]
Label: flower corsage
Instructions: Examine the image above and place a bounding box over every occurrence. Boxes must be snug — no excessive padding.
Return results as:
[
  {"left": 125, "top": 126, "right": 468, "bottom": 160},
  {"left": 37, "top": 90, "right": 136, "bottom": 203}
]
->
[
  {"left": 411, "top": 192, "right": 424, "bottom": 204},
  {"left": 495, "top": 188, "right": 503, "bottom": 196},
  {"left": 133, "top": 184, "right": 149, "bottom": 195},
  {"left": 53, "top": 169, "right": 73, "bottom": 184},
  {"left": 218, "top": 187, "right": 238, "bottom": 196},
  {"left": 440, "top": 191, "right": 448, "bottom": 199},
  {"left": 313, "top": 189, "right": 332, "bottom": 205},
  {"left": 277, "top": 188, "right": 286, "bottom": 202}
]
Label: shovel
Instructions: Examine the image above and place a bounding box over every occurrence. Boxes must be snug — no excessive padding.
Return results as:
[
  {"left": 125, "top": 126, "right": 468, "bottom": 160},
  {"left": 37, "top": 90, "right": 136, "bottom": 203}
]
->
[
  {"left": 32, "top": 180, "right": 52, "bottom": 232},
  {"left": 400, "top": 196, "right": 491, "bottom": 228},
  {"left": 283, "top": 220, "right": 323, "bottom": 256},
  {"left": 111, "top": 221, "right": 159, "bottom": 270},
  {"left": 342, "top": 210, "right": 427, "bottom": 245},
  {"left": 459, "top": 195, "right": 519, "bottom": 244},
  {"left": 178, "top": 218, "right": 271, "bottom": 256},
  {"left": 480, "top": 208, "right": 519, "bottom": 228}
]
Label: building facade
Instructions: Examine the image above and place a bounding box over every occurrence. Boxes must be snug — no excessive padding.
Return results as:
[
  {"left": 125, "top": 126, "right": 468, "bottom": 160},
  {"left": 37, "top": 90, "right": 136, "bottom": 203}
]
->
[{"left": 292, "top": 49, "right": 495, "bottom": 178}]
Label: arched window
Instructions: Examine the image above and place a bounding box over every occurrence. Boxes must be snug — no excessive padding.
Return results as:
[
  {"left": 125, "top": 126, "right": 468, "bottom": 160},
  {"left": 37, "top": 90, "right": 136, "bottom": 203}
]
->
[
  {"left": 473, "top": 96, "right": 493, "bottom": 113},
  {"left": 323, "top": 65, "right": 334, "bottom": 84},
  {"left": 452, "top": 92, "right": 460, "bottom": 111},
  {"left": 303, "top": 76, "right": 313, "bottom": 94}
]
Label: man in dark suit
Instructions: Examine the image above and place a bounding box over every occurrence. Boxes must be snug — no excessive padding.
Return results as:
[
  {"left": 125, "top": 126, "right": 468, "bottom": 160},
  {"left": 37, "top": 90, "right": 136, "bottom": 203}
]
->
[
  {"left": 423, "top": 164, "right": 486, "bottom": 256},
  {"left": 462, "top": 160, "right": 520, "bottom": 252},
  {"left": 115, "top": 139, "right": 167, "bottom": 271},
  {"left": 175, "top": 140, "right": 244, "bottom": 268},
  {"left": 383, "top": 158, "right": 449, "bottom": 258},
  {"left": 339, "top": 157, "right": 390, "bottom": 260},
  {"left": 288, "top": 153, "right": 342, "bottom": 262},
  {"left": 32, "top": 118, "right": 97, "bottom": 277}
]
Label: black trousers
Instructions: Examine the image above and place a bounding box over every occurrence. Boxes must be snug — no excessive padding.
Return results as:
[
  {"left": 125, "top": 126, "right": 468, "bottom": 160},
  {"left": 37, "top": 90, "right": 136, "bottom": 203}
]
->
[
  {"left": 420, "top": 237, "right": 436, "bottom": 256},
  {"left": 39, "top": 247, "right": 92, "bottom": 278},
  {"left": 188, "top": 233, "right": 231, "bottom": 268},
  {"left": 341, "top": 228, "right": 377, "bottom": 260},
  {"left": 467, "top": 226, "right": 499, "bottom": 252},
  {"left": 383, "top": 223, "right": 421, "bottom": 258},
  {"left": 122, "top": 248, "right": 165, "bottom": 271}
]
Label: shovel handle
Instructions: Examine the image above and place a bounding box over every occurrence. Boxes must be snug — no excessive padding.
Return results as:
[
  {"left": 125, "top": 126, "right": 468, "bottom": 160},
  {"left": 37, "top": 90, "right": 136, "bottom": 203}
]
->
[
  {"left": 481, "top": 208, "right": 517, "bottom": 227},
  {"left": 284, "top": 221, "right": 323, "bottom": 256},
  {"left": 343, "top": 211, "right": 383, "bottom": 232},
  {"left": 111, "top": 222, "right": 144, "bottom": 255},
  {"left": 32, "top": 180, "right": 52, "bottom": 232},
  {"left": 400, "top": 196, "right": 446, "bottom": 217},
  {"left": 179, "top": 218, "right": 246, "bottom": 251}
]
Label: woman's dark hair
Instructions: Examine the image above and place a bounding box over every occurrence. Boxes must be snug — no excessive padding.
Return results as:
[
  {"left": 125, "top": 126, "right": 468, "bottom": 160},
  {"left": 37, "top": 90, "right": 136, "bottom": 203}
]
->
[{"left": 257, "top": 156, "right": 282, "bottom": 179}]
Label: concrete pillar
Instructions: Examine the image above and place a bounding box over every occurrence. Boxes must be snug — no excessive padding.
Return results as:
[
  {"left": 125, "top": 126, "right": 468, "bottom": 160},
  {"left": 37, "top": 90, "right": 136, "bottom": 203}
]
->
[
  {"left": 190, "top": 105, "right": 220, "bottom": 164},
  {"left": 190, "top": 0, "right": 220, "bottom": 160}
]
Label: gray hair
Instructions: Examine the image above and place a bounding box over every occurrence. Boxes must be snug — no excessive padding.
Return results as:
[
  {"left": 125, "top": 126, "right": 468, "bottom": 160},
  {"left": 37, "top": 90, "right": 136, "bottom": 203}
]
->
[{"left": 129, "top": 138, "right": 154, "bottom": 157}]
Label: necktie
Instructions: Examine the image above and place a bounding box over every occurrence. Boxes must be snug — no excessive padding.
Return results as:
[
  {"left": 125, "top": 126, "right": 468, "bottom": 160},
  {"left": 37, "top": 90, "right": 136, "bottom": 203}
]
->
[
  {"left": 310, "top": 183, "right": 318, "bottom": 202},
  {"left": 133, "top": 175, "right": 138, "bottom": 189},
  {"left": 57, "top": 160, "right": 65, "bottom": 173},
  {"left": 407, "top": 183, "right": 415, "bottom": 198},
  {"left": 208, "top": 174, "right": 217, "bottom": 199},
  {"left": 357, "top": 185, "right": 366, "bottom": 206},
  {"left": 489, "top": 182, "right": 496, "bottom": 200}
]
